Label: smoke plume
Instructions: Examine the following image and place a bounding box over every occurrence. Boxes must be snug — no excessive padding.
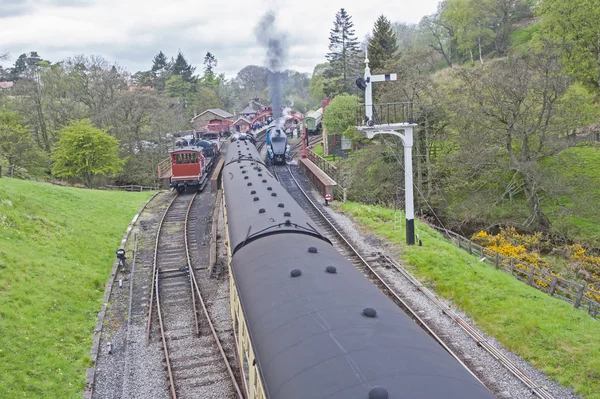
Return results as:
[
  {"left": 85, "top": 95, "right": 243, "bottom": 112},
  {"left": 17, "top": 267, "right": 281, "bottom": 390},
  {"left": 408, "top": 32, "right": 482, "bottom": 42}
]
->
[{"left": 254, "top": 10, "right": 287, "bottom": 120}]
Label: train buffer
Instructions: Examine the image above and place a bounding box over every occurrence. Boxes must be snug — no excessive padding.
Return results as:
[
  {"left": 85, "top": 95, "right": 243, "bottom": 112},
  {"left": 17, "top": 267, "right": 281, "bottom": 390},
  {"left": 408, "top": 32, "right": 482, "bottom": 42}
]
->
[{"left": 298, "top": 158, "right": 337, "bottom": 199}]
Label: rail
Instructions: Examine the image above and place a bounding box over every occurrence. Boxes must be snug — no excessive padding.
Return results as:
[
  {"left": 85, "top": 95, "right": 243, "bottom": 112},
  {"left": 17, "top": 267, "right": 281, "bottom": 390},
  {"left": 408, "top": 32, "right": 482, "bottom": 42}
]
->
[
  {"left": 429, "top": 225, "right": 600, "bottom": 320},
  {"left": 185, "top": 194, "right": 243, "bottom": 398},
  {"left": 356, "top": 102, "right": 414, "bottom": 126},
  {"left": 382, "top": 255, "right": 555, "bottom": 399},
  {"left": 146, "top": 193, "right": 179, "bottom": 397},
  {"left": 273, "top": 165, "right": 478, "bottom": 382},
  {"left": 146, "top": 192, "right": 242, "bottom": 399}
]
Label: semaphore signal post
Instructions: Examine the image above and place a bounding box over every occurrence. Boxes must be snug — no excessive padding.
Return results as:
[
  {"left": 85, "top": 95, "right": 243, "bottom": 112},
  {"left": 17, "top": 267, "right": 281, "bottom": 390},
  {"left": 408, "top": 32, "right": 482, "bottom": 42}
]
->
[{"left": 355, "top": 52, "right": 418, "bottom": 245}]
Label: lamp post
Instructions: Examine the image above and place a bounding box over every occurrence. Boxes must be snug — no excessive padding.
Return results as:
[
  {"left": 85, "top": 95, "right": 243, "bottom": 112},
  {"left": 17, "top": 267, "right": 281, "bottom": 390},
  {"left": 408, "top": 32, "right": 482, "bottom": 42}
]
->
[{"left": 356, "top": 53, "right": 417, "bottom": 245}]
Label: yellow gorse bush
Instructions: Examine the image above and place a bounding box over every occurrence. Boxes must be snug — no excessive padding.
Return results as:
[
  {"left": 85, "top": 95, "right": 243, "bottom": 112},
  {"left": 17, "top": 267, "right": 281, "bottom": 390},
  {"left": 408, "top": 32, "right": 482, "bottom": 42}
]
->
[{"left": 472, "top": 228, "right": 600, "bottom": 302}]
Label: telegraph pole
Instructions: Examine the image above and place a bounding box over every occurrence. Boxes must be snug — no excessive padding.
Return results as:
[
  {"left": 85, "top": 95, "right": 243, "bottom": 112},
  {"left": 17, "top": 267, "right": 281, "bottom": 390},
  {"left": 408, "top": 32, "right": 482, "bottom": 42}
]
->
[{"left": 356, "top": 53, "right": 418, "bottom": 245}]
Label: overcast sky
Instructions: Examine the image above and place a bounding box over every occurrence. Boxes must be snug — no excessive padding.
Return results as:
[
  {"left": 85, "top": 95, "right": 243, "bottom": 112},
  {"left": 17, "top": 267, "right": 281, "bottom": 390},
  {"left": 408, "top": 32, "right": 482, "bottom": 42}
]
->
[{"left": 0, "top": 0, "right": 440, "bottom": 79}]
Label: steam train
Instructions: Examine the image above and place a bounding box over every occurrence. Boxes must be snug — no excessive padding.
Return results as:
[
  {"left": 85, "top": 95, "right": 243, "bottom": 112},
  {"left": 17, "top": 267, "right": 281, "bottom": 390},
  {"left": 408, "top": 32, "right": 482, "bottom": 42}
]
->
[
  {"left": 222, "top": 141, "right": 495, "bottom": 398},
  {"left": 265, "top": 126, "right": 290, "bottom": 165}
]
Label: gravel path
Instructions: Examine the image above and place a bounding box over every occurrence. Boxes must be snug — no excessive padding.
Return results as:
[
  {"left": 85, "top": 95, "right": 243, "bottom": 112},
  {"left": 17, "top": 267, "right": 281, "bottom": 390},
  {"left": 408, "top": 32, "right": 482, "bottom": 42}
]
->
[{"left": 289, "top": 164, "right": 580, "bottom": 399}]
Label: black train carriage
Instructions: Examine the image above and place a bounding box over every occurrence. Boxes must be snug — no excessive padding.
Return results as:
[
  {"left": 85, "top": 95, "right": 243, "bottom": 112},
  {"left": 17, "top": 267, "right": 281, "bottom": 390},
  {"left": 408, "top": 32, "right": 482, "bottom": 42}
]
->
[{"left": 222, "top": 141, "right": 494, "bottom": 399}]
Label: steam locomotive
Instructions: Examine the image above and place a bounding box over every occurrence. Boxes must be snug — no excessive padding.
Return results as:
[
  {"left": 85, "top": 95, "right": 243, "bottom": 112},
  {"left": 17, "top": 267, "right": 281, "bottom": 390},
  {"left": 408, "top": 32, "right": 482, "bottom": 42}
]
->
[{"left": 266, "top": 126, "right": 290, "bottom": 165}]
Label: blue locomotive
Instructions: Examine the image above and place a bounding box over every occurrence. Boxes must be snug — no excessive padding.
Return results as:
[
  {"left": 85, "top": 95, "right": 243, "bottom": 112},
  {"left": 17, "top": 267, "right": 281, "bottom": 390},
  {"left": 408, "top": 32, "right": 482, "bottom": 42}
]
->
[{"left": 266, "top": 126, "right": 290, "bottom": 165}]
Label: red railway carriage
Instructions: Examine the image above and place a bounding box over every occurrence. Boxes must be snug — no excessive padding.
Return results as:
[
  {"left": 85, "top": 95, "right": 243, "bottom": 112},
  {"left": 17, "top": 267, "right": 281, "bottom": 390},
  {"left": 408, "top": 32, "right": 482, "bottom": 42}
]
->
[{"left": 169, "top": 148, "right": 208, "bottom": 192}]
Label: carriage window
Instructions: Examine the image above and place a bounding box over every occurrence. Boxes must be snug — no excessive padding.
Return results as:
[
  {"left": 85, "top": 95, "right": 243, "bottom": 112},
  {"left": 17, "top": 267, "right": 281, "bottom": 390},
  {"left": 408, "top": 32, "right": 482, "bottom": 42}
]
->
[{"left": 174, "top": 152, "right": 200, "bottom": 164}]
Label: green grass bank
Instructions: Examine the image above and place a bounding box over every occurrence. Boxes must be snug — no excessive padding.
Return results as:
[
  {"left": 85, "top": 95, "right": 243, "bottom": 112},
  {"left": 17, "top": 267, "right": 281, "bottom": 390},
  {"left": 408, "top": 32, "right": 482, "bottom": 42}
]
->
[
  {"left": 337, "top": 201, "right": 600, "bottom": 398},
  {"left": 0, "top": 179, "right": 153, "bottom": 398}
]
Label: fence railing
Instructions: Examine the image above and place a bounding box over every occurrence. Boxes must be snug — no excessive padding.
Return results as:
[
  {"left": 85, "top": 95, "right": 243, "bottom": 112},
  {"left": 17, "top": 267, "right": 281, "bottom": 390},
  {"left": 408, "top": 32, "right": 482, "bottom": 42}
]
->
[
  {"left": 430, "top": 225, "right": 600, "bottom": 320},
  {"left": 306, "top": 149, "right": 338, "bottom": 177},
  {"left": 102, "top": 185, "right": 158, "bottom": 192}
]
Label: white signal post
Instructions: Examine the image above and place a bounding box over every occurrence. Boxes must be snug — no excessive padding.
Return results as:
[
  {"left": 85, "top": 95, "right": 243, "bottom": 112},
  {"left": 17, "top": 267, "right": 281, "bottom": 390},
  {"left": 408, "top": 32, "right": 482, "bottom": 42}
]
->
[{"left": 357, "top": 53, "right": 418, "bottom": 245}]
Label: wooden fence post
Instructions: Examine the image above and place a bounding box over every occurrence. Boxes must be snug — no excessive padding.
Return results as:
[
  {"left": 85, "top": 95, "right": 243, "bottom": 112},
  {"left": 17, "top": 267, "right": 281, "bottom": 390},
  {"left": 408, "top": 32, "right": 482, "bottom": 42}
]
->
[
  {"left": 510, "top": 258, "right": 515, "bottom": 275},
  {"left": 527, "top": 265, "right": 535, "bottom": 285},
  {"left": 495, "top": 253, "right": 500, "bottom": 269},
  {"left": 0, "top": 165, "right": 2, "bottom": 178},
  {"left": 574, "top": 285, "right": 585, "bottom": 309},
  {"left": 468, "top": 241, "right": 472, "bottom": 254},
  {"left": 549, "top": 276, "right": 558, "bottom": 296},
  {"left": 9, "top": 166, "right": 14, "bottom": 178}
]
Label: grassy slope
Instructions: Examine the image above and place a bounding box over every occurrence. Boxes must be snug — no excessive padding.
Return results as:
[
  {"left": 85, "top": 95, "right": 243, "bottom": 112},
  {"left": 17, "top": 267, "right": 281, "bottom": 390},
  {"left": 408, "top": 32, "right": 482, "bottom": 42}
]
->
[
  {"left": 0, "top": 179, "right": 152, "bottom": 398},
  {"left": 546, "top": 145, "right": 600, "bottom": 245},
  {"left": 337, "top": 201, "right": 600, "bottom": 398}
]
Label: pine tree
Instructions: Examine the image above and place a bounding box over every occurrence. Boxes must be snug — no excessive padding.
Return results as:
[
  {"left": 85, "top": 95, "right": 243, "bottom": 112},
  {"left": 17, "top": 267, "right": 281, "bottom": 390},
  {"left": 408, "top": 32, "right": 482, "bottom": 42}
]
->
[
  {"left": 325, "top": 8, "right": 361, "bottom": 95},
  {"left": 203, "top": 52, "right": 217, "bottom": 75},
  {"left": 151, "top": 51, "right": 169, "bottom": 73},
  {"left": 368, "top": 15, "right": 399, "bottom": 70},
  {"left": 171, "top": 51, "right": 196, "bottom": 83}
]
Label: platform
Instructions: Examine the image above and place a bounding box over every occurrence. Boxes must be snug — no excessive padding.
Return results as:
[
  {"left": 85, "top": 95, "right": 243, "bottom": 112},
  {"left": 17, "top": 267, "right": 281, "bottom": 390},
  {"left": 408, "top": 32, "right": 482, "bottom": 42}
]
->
[{"left": 298, "top": 158, "right": 337, "bottom": 198}]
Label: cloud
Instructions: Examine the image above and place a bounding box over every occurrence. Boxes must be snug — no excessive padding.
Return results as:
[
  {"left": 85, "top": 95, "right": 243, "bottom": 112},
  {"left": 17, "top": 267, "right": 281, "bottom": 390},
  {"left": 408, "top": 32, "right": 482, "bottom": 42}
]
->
[{"left": 0, "top": 0, "right": 440, "bottom": 78}]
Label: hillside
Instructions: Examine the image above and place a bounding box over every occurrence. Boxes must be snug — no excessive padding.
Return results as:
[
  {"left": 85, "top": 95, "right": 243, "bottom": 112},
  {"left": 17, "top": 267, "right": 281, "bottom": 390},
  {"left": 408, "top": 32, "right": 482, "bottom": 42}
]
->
[{"left": 0, "top": 179, "right": 152, "bottom": 398}]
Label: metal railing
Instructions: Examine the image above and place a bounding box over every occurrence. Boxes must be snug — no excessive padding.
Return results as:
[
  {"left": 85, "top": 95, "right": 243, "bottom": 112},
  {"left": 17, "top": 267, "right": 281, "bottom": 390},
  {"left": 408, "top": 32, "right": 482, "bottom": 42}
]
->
[{"left": 356, "top": 102, "right": 414, "bottom": 126}]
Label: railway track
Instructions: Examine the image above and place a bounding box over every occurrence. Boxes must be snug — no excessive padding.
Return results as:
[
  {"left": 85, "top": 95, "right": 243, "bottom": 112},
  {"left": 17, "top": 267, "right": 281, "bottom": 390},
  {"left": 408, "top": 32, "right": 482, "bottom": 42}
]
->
[
  {"left": 146, "top": 193, "right": 242, "bottom": 399},
  {"left": 273, "top": 164, "right": 556, "bottom": 399}
]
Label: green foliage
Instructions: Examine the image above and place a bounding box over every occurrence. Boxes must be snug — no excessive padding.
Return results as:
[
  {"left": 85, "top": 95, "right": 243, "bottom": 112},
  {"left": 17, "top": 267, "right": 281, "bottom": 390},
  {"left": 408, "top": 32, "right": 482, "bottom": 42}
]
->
[
  {"left": 368, "top": 15, "right": 399, "bottom": 71},
  {"left": 309, "top": 63, "right": 328, "bottom": 102},
  {"left": 0, "top": 110, "right": 43, "bottom": 170},
  {"left": 536, "top": 0, "right": 600, "bottom": 89},
  {"left": 165, "top": 74, "right": 193, "bottom": 98},
  {"left": 0, "top": 178, "right": 152, "bottom": 398},
  {"left": 336, "top": 142, "right": 402, "bottom": 204},
  {"left": 338, "top": 201, "right": 600, "bottom": 398},
  {"left": 321, "top": 93, "right": 358, "bottom": 135},
  {"left": 510, "top": 24, "right": 539, "bottom": 53},
  {"left": 51, "top": 120, "right": 123, "bottom": 187}
]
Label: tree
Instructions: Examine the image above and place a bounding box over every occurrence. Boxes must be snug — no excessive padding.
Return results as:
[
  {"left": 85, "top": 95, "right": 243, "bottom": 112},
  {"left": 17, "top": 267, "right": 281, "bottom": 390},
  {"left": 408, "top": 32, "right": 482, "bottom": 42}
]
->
[
  {"left": 537, "top": 0, "right": 600, "bottom": 89},
  {"left": 368, "top": 15, "right": 399, "bottom": 70},
  {"left": 203, "top": 52, "right": 217, "bottom": 75},
  {"left": 441, "top": 51, "right": 600, "bottom": 228},
  {"left": 325, "top": 8, "right": 361, "bottom": 95},
  {"left": 309, "top": 63, "right": 328, "bottom": 102},
  {"left": 51, "top": 119, "right": 123, "bottom": 187},
  {"left": 322, "top": 93, "right": 359, "bottom": 135},
  {"left": 151, "top": 51, "right": 169, "bottom": 73},
  {"left": 165, "top": 75, "right": 193, "bottom": 98},
  {"left": 64, "top": 55, "right": 128, "bottom": 128},
  {"left": 442, "top": 0, "right": 495, "bottom": 65},
  {"left": 419, "top": 6, "right": 456, "bottom": 66},
  {"left": 0, "top": 110, "right": 41, "bottom": 169},
  {"left": 171, "top": 51, "right": 196, "bottom": 83},
  {"left": 9, "top": 51, "right": 43, "bottom": 80},
  {"left": 233, "top": 65, "right": 268, "bottom": 104}
]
